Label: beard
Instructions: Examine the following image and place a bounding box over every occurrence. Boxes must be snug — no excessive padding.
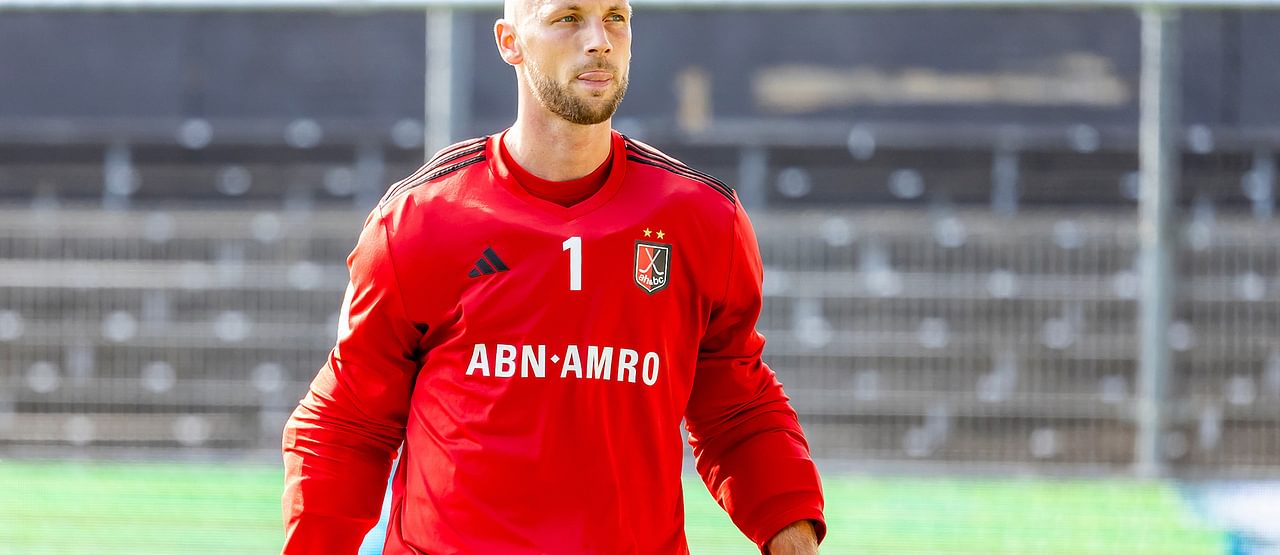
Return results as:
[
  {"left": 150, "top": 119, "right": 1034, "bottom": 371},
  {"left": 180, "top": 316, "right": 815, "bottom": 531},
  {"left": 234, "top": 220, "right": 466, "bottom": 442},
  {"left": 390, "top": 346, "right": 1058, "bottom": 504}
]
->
[{"left": 525, "top": 59, "right": 629, "bottom": 126}]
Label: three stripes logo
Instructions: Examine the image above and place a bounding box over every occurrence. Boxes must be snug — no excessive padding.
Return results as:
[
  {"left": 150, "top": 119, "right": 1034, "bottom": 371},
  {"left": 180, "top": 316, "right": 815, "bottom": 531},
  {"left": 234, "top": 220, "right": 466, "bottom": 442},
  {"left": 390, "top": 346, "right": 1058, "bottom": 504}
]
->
[{"left": 468, "top": 247, "right": 510, "bottom": 278}]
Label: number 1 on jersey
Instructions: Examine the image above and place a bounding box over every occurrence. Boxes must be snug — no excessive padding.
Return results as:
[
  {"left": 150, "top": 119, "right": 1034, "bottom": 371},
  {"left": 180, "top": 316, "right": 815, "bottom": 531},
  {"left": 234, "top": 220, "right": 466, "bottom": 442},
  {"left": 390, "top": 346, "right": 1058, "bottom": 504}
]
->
[{"left": 562, "top": 236, "right": 582, "bottom": 291}]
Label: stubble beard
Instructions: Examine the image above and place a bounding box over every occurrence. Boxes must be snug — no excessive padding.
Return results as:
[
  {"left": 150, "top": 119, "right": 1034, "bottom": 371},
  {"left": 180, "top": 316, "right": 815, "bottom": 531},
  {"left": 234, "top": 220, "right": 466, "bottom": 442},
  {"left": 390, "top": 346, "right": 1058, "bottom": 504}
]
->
[{"left": 525, "top": 60, "right": 629, "bottom": 126}]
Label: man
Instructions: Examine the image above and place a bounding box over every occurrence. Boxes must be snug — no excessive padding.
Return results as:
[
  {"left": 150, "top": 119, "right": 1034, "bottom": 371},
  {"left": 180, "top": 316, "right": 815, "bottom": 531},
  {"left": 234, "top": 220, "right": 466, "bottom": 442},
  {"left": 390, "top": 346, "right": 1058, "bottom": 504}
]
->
[{"left": 281, "top": 0, "right": 825, "bottom": 552}]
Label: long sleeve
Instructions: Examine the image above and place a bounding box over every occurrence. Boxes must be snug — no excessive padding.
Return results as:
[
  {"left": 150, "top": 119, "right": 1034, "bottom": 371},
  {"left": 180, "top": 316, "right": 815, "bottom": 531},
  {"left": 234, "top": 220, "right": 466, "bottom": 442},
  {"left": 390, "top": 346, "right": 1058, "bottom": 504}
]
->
[
  {"left": 281, "top": 207, "right": 426, "bottom": 554},
  {"left": 685, "top": 201, "right": 826, "bottom": 552}
]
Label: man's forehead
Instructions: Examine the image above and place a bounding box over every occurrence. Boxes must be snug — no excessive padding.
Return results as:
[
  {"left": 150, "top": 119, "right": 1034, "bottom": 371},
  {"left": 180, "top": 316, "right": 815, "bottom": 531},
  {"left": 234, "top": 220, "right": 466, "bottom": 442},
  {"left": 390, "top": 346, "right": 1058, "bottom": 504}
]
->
[{"left": 509, "top": 0, "right": 631, "bottom": 18}]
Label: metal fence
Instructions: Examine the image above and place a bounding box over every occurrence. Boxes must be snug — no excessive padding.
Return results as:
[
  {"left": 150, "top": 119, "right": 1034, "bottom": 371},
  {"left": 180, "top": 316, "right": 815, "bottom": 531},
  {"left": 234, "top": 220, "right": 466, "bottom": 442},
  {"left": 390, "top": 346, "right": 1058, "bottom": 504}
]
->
[
  {"left": 1, "top": 202, "right": 1275, "bottom": 477},
  {"left": 753, "top": 208, "right": 1279, "bottom": 477}
]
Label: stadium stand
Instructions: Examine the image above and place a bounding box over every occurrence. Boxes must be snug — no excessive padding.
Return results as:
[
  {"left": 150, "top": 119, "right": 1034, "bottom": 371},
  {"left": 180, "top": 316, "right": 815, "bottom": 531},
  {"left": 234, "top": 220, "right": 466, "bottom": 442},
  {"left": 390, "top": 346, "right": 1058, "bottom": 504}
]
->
[
  {"left": 1, "top": 9, "right": 1278, "bottom": 480},
  {"left": 1, "top": 196, "right": 1276, "bottom": 475}
]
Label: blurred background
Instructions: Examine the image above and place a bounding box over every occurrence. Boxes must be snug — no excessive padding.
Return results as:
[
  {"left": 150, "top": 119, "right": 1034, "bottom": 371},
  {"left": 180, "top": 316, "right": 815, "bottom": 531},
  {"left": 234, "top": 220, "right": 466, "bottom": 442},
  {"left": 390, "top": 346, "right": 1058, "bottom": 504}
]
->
[{"left": 1, "top": 1, "right": 1278, "bottom": 553}]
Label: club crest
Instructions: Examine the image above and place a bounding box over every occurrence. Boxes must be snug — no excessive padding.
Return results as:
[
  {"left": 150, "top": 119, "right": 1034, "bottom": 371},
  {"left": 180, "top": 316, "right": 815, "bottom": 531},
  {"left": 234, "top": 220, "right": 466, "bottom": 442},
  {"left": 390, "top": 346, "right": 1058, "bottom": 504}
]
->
[{"left": 634, "top": 241, "right": 671, "bottom": 294}]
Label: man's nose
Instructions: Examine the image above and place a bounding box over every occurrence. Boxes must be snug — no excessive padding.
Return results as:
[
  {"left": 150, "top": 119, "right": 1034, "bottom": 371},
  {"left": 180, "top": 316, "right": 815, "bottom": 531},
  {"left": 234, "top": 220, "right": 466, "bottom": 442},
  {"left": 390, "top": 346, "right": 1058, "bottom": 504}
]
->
[{"left": 583, "top": 20, "right": 612, "bottom": 55}]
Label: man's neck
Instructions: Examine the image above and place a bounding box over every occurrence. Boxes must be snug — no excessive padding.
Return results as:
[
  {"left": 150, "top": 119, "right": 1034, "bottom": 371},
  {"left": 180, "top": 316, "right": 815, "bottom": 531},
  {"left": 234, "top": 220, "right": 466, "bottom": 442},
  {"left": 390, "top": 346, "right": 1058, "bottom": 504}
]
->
[{"left": 504, "top": 112, "right": 613, "bottom": 182}]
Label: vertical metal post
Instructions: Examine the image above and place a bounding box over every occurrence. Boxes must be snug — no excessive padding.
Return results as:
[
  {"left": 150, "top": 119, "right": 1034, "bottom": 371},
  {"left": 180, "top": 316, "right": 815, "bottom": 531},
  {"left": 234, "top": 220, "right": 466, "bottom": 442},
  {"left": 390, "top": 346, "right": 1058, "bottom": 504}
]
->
[
  {"left": 103, "top": 142, "right": 135, "bottom": 211},
  {"left": 1135, "top": 5, "right": 1181, "bottom": 479},
  {"left": 354, "top": 141, "right": 386, "bottom": 210},
  {"left": 426, "top": 8, "right": 457, "bottom": 159},
  {"left": 1248, "top": 148, "right": 1275, "bottom": 220},
  {"left": 454, "top": 14, "right": 474, "bottom": 144},
  {"left": 737, "top": 145, "right": 769, "bottom": 211},
  {"left": 425, "top": 9, "right": 474, "bottom": 160},
  {"left": 991, "top": 147, "right": 1020, "bottom": 217}
]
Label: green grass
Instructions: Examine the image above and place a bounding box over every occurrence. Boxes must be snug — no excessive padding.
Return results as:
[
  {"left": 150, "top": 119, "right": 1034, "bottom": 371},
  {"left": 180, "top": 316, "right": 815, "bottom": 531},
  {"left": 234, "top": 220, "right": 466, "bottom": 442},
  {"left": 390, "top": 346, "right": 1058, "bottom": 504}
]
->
[
  {"left": 685, "top": 476, "right": 1226, "bottom": 554},
  {"left": 0, "top": 460, "right": 1225, "bottom": 554},
  {"left": 0, "top": 460, "right": 282, "bottom": 554}
]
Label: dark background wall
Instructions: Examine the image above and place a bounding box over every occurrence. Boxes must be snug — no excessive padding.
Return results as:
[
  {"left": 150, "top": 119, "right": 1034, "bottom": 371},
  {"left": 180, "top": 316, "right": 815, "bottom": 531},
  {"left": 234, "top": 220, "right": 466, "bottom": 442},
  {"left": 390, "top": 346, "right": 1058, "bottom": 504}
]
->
[{"left": 0, "top": 9, "right": 1276, "bottom": 133}]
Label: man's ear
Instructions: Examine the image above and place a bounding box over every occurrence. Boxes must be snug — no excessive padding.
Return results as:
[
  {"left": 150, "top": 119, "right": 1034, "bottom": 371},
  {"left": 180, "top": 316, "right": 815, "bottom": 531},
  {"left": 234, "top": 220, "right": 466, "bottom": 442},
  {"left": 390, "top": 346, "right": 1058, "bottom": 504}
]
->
[{"left": 494, "top": 19, "right": 523, "bottom": 66}]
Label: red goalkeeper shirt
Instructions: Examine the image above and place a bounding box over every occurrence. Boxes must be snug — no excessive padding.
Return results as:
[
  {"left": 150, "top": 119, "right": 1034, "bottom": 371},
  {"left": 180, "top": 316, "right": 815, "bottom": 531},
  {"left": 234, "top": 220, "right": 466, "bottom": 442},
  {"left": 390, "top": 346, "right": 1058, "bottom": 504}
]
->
[{"left": 282, "top": 130, "right": 825, "bottom": 555}]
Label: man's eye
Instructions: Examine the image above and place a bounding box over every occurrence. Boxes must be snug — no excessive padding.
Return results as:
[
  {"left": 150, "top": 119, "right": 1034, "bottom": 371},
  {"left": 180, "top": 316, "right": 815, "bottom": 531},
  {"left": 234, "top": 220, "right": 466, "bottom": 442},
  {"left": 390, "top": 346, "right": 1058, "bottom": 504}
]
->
[
  {"left": 557, "top": 15, "right": 576, "bottom": 22},
  {"left": 607, "top": 14, "right": 626, "bottom": 22}
]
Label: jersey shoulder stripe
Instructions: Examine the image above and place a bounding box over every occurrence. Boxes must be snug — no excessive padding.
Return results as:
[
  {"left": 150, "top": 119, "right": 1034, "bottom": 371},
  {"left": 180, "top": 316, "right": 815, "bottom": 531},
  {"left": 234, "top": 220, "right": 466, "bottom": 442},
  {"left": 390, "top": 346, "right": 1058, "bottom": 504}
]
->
[
  {"left": 393, "top": 136, "right": 486, "bottom": 195},
  {"left": 623, "top": 137, "right": 732, "bottom": 191},
  {"left": 622, "top": 137, "right": 735, "bottom": 204},
  {"left": 384, "top": 137, "right": 487, "bottom": 199},
  {"left": 426, "top": 136, "right": 487, "bottom": 167},
  {"left": 381, "top": 137, "right": 488, "bottom": 206},
  {"left": 626, "top": 153, "right": 735, "bottom": 204}
]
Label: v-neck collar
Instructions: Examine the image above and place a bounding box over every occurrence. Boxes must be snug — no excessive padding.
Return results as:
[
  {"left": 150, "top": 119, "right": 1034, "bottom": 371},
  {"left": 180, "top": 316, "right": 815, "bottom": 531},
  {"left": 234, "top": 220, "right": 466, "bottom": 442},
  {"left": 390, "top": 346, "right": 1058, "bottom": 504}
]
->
[{"left": 487, "top": 128, "right": 629, "bottom": 222}]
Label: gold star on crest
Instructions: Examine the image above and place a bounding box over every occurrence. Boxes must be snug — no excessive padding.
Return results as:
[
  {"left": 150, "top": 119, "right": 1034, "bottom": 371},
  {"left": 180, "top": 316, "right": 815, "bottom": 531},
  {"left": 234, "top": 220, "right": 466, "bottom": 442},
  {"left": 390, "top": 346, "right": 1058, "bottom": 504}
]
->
[
  {"left": 643, "top": 228, "right": 652, "bottom": 237},
  {"left": 656, "top": 230, "right": 665, "bottom": 240}
]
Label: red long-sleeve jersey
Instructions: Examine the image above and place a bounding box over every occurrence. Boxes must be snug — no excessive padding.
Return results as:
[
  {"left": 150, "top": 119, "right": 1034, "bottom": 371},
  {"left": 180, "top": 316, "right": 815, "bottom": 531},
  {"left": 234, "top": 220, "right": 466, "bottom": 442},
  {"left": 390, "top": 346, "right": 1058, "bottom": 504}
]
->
[{"left": 282, "top": 130, "right": 825, "bottom": 554}]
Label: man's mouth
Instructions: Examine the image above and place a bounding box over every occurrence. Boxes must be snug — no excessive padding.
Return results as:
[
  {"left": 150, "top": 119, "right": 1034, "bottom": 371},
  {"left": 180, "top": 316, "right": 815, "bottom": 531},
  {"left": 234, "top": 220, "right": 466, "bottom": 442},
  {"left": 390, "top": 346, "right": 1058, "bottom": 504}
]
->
[{"left": 577, "top": 71, "right": 613, "bottom": 83}]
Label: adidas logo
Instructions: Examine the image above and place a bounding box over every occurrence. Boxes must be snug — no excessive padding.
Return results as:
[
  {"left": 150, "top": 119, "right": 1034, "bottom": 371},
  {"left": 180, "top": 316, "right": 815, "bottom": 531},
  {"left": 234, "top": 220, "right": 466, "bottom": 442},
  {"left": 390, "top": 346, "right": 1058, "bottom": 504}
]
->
[{"left": 468, "top": 247, "right": 510, "bottom": 278}]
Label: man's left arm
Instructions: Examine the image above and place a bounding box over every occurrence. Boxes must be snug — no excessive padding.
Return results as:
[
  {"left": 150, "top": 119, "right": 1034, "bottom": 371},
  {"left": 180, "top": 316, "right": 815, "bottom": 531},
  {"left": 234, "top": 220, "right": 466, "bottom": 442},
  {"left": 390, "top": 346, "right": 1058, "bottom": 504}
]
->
[{"left": 685, "top": 199, "right": 826, "bottom": 554}]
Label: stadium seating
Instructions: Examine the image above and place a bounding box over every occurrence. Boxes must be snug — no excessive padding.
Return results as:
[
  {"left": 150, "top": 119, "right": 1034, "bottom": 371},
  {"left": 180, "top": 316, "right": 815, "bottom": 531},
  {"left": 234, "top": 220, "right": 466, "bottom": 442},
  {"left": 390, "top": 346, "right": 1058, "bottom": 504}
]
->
[{"left": 1, "top": 200, "right": 1276, "bottom": 475}]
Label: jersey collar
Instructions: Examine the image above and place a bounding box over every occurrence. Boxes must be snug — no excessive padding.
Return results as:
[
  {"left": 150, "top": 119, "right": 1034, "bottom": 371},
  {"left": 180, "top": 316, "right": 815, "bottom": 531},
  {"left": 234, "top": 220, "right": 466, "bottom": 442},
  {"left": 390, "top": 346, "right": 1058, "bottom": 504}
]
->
[{"left": 487, "top": 128, "right": 629, "bottom": 222}]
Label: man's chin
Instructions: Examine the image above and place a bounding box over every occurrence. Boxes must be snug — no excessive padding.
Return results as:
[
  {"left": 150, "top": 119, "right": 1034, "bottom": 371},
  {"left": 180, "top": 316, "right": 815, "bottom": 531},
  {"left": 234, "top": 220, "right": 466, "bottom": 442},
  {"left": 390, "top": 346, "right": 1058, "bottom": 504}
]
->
[
  {"left": 571, "top": 81, "right": 614, "bottom": 97},
  {"left": 564, "top": 107, "right": 617, "bottom": 126},
  {"left": 568, "top": 93, "right": 616, "bottom": 112}
]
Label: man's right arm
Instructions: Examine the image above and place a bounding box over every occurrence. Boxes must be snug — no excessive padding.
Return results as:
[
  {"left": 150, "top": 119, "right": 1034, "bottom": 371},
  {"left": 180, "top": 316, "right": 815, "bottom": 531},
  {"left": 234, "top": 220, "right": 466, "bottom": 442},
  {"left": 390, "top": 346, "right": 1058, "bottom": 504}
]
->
[{"left": 282, "top": 207, "right": 426, "bottom": 554}]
